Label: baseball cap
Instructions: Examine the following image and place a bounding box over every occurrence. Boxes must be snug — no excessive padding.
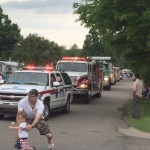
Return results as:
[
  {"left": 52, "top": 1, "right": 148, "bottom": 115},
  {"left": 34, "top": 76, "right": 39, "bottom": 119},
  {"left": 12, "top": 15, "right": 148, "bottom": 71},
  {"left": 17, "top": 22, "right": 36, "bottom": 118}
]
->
[{"left": 28, "top": 89, "right": 39, "bottom": 96}]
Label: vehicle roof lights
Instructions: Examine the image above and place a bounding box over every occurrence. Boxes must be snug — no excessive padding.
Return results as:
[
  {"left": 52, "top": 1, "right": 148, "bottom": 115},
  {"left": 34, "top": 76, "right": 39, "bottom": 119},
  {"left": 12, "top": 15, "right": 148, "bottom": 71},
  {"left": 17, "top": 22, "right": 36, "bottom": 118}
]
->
[
  {"left": 23, "top": 64, "right": 54, "bottom": 71},
  {"left": 61, "top": 56, "right": 91, "bottom": 61},
  {"left": 91, "top": 57, "right": 111, "bottom": 61}
]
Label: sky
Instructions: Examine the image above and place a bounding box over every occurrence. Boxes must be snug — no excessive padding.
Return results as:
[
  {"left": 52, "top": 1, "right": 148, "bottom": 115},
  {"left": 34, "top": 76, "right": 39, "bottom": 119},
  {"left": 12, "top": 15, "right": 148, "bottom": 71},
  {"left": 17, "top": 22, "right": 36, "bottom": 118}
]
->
[{"left": 0, "top": 0, "right": 89, "bottom": 49}]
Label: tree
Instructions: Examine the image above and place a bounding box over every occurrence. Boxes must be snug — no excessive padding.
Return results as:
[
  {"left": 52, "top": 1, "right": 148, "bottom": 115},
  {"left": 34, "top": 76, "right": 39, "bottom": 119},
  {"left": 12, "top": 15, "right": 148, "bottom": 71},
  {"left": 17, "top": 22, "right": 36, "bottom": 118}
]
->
[
  {"left": 73, "top": 0, "right": 150, "bottom": 83},
  {"left": 61, "top": 49, "right": 81, "bottom": 57},
  {"left": 70, "top": 44, "right": 78, "bottom": 49},
  {"left": 82, "top": 28, "right": 106, "bottom": 56},
  {"left": 13, "top": 34, "right": 61, "bottom": 65},
  {"left": 0, "top": 6, "right": 21, "bottom": 60}
]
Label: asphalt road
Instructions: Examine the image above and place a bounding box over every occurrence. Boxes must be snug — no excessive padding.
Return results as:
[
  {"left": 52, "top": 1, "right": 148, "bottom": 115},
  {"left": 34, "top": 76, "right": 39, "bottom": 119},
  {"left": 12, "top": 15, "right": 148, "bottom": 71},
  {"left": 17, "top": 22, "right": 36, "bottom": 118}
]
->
[{"left": 1, "top": 79, "right": 150, "bottom": 150}]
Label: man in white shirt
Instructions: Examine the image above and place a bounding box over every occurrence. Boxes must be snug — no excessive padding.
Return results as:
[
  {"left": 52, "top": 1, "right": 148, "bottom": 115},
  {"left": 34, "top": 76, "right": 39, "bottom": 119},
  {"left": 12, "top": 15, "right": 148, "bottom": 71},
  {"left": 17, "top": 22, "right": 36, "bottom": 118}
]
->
[
  {"left": 18, "top": 89, "right": 54, "bottom": 150},
  {"left": 132, "top": 73, "right": 144, "bottom": 119}
]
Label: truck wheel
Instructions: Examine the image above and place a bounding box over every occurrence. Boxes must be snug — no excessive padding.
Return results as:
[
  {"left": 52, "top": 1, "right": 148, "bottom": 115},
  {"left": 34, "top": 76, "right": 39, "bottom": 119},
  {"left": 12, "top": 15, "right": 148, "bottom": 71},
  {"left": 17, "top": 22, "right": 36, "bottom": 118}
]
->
[
  {"left": 106, "top": 85, "right": 111, "bottom": 91},
  {"left": 63, "top": 97, "right": 70, "bottom": 113},
  {"left": 43, "top": 102, "right": 50, "bottom": 121},
  {"left": 0, "top": 114, "right": 5, "bottom": 119},
  {"left": 84, "top": 94, "right": 90, "bottom": 104},
  {"left": 95, "top": 89, "right": 102, "bottom": 98}
]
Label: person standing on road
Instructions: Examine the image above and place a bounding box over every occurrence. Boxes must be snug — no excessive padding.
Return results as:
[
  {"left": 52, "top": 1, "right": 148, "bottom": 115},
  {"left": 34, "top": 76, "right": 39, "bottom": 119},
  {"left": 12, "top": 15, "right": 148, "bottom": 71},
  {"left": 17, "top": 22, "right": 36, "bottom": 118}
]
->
[
  {"left": 18, "top": 89, "right": 55, "bottom": 150},
  {"left": 9, "top": 111, "right": 36, "bottom": 150},
  {"left": 132, "top": 73, "right": 144, "bottom": 119}
]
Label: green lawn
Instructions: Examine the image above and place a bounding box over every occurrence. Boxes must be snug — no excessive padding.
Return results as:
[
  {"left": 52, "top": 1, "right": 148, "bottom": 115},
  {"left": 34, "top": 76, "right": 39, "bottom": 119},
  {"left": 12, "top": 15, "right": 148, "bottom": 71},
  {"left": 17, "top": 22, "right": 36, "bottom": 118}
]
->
[{"left": 124, "top": 99, "right": 150, "bottom": 133}]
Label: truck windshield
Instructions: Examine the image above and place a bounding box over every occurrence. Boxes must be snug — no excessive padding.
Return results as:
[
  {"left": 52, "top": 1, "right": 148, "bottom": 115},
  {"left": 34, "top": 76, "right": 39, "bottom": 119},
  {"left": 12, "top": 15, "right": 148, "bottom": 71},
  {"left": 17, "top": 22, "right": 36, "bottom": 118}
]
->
[
  {"left": 6, "top": 72, "right": 48, "bottom": 86},
  {"left": 103, "top": 64, "right": 109, "bottom": 76},
  {"left": 57, "top": 62, "right": 87, "bottom": 72}
]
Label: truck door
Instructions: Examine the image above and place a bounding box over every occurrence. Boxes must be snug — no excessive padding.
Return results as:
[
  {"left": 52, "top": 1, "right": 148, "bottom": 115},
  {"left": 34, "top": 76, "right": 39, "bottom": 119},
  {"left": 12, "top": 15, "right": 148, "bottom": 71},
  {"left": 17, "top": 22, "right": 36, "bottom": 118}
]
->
[
  {"left": 91, "top": 63, "right": 99, "bottom": 94},
  {"left": 50, "top": 73, "right": 60, "bottom": 108},
  {"left": 55, "top": 73, "right": 66, "bottom": 106}
]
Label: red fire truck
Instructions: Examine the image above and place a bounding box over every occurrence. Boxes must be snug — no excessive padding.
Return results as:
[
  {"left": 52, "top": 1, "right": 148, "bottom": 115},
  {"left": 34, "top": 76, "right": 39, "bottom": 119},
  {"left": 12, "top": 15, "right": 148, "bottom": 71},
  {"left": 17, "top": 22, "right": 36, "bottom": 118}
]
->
[{"left": 56, "top": 56, "right": 103, "bottom": 103}]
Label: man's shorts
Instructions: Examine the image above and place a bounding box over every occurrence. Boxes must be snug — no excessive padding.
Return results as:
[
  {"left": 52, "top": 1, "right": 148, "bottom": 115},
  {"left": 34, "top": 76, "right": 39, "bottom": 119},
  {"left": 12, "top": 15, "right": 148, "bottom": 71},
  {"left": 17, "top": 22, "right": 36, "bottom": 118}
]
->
[{"left": 26, "top": 118, "right": 51, "bottom": 135}]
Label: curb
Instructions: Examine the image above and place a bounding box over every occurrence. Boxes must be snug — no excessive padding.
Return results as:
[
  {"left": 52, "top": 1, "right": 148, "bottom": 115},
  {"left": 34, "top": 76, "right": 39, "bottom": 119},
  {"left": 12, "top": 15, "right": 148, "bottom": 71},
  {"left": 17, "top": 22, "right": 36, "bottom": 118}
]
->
[{"left": 117, "top": 127, "right": 150, "bottom": 139}]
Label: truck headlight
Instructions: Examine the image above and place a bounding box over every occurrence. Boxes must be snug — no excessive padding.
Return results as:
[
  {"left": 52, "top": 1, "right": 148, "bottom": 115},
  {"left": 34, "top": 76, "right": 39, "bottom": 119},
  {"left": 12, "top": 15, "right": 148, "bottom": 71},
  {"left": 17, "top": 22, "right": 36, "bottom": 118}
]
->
[
  {"left": 104, "top": 77, "right": 109, "bottom": 81},
  {"left": 79, "top": 83, "right": 88, "bottom": 88}
]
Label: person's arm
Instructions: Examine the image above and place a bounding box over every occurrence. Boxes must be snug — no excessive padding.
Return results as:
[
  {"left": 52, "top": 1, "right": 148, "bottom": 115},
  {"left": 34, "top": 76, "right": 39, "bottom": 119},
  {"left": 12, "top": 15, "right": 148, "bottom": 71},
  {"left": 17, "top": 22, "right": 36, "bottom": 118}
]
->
[
  {"left": 132, "top": 82, "right": 136, "bottom": 96},
  {"left": 9, "top": 125, "right": 20, "bottom": 130}
]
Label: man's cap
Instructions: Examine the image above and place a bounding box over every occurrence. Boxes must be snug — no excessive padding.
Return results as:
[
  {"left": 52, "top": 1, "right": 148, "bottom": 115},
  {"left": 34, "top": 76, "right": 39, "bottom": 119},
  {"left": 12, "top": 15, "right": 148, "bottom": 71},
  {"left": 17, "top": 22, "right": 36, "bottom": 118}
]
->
[{"left": 28, "top": 89, "right": 39, "bottom": 96}]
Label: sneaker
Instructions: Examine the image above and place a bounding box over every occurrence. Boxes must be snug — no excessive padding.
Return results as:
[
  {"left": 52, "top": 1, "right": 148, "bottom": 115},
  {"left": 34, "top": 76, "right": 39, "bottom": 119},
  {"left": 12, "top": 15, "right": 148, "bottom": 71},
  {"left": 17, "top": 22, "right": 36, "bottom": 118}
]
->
[
  {"left": 48, "top": 144, "right": 55, "bottom": 150},
  {"left": 33, "top": 146, "right": 36, "bottom": 150}
]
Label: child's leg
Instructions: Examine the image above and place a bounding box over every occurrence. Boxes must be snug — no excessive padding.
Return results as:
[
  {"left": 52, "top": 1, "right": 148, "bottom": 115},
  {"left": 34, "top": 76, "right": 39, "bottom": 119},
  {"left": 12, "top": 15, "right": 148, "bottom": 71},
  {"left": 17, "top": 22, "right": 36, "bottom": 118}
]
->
[
  {"left": 27, "top": 146, "right": 36, "bottom": 150},
  {"left": 20, "top": 138, "right": 29, "bottom": 150}
]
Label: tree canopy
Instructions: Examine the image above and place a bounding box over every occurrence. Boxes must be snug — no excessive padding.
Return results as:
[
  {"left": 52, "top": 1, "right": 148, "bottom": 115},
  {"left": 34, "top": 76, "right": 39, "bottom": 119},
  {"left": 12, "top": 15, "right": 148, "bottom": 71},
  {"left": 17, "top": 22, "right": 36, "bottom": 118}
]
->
[
  {"left": 0, "top": 6, "right": 21, "bottom": 59},
  {"left": 82, "top": 27, "right": 106, "bottom": 56},
  {"left": 13, "top": 34, "right": 62, "bottom": 65},
  {"left": 73, "top": 0, "right": 150, "bottom": 83}
]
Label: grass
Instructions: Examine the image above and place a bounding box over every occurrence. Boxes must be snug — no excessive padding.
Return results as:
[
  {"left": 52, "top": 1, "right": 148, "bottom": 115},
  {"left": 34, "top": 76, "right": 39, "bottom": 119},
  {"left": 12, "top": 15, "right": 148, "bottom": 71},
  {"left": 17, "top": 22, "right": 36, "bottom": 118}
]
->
[{"left": 124, "top": 99, "right": 150, "bottom": 133}]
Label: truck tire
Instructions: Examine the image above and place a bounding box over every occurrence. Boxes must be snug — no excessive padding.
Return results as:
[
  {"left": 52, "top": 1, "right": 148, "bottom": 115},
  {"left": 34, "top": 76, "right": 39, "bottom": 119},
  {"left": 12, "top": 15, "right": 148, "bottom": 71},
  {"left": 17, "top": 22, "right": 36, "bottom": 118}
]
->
[
  {"left": 0, "top": 114, "right": 5, "bottom": 119},
  {"left": 63, "top": 97, "right": 70, "bottom": 113},
  {"left": 43, "top": 101, "right": 50, "bottom": 121},
  {"left": 95, "top": 89, "right": 102, "bottom": 98},
  {"left": 84, "top": 94, "right": 90, "bottom": 104}
]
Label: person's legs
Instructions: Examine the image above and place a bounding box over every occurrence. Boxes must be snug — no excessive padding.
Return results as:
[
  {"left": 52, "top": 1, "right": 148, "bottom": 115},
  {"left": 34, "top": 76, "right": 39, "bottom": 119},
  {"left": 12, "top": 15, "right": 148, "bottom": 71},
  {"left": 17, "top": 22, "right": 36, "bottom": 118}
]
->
[
  {"left": 20, "top": 138, "right": 29, "bottom": 150},
  {"left": 46, "top": 133, "right": 54, "bottom": 150},
  {"left": 132, "top": 96, "right": 140, "bottom": 118},
  {"left": 35, "top": 118, "right": 54, "bottom": 150},
  {"left": 136, "top": 98, "right": 140, "bottom": 118}
]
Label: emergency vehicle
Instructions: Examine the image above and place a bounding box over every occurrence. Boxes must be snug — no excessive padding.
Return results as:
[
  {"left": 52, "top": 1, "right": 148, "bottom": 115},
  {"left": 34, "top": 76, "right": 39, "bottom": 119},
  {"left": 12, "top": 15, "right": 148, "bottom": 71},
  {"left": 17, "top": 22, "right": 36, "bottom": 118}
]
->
[
  {"left": 0, "top": 65, "right": 73, "bottom": 120},
  {"left": 91, "top": 57, "right": 112, "bottom": 91},
  {"left": 56, "top": 56, "right": 103, "bottom": 103}
]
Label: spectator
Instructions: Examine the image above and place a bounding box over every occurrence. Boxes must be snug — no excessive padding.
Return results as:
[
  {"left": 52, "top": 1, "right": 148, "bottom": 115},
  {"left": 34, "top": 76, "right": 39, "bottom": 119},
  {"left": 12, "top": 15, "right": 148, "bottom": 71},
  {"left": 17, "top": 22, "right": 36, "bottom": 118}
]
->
[
  {"left": 131, "top": 73, "right": 144, "bottom": 119},
  {"left": 143, "top": 84, "right": 149, "bottom": 98}
]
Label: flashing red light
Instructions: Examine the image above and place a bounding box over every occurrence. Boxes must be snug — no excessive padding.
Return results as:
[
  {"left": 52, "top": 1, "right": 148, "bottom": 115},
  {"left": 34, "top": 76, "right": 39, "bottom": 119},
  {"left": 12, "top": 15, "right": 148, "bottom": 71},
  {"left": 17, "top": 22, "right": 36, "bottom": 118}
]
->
[
  {"left": 23, "top": 64, "right": 54, "bottom": 71},
  {"left": 25, "top": 65, "right": 36, "bottom": 70},
  {"left": 44, "top": 65, "right": 54, "bottom": 71},
  {"left": 62, "top": 56, "right": 91, "bottom": 61}
]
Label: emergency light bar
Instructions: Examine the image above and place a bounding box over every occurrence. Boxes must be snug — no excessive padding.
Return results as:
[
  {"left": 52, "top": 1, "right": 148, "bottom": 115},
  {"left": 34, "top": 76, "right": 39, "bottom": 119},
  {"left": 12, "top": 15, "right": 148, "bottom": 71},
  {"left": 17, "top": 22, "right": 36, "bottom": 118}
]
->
[
  {"left": 62, "top": 56, "right": 91, "bottom": 61},
  {"left": 23, "top": 64, "right": 54, "bottom": 71},
  {"left": 24, "top": 65, "right": 35, "bottom": 70},
  {"left": 91, "top": 57, "right": 111, "bottom": 61}
]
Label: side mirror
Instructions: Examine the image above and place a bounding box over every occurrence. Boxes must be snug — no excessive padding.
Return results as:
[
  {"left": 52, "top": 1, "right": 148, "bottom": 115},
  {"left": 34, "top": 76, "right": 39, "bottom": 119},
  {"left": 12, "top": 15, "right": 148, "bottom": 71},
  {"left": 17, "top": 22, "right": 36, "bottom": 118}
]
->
[
  {"left": 0, "top": 80, "right": 4, "bottom": 84},
  {"left": 53, "top": 81, "right": 60, "bottom": 87}
]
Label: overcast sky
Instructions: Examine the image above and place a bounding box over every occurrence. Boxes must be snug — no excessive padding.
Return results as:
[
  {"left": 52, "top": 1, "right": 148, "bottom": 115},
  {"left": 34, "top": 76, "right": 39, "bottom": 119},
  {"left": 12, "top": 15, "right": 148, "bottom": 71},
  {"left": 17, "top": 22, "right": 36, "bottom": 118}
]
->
[{"left": 1, "top": 0, "right": 89, "bottom": 48}]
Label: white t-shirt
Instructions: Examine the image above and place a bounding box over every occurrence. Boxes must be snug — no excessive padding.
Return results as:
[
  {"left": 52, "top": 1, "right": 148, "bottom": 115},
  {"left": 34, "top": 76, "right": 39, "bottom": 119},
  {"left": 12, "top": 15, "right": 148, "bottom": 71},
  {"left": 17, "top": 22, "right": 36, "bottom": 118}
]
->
[
  {"left": 18, "top": 96, "right": 44, "bottom": 119},
  {"left": 18, "top": 122, "right": 28, "bottom": 138},
  {"left": 133, "top": 79, "right": 144, "bottom": 97}
]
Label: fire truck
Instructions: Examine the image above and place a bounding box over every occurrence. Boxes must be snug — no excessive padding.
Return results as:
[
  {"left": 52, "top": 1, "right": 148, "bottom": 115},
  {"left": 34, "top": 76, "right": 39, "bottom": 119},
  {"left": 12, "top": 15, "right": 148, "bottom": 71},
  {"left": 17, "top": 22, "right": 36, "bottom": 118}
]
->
[
  {"left": 91, "top": 57, "right": 112, "bottom": 91},
  {"left": 56, "top": 56, "right": 103, "bottom": 103}
]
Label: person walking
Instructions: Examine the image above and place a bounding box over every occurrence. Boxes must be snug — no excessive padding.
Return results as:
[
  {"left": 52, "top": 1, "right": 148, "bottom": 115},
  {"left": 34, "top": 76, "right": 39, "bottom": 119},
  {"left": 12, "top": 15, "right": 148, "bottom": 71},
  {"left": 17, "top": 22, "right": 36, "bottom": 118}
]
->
[
  {"left": 9, "top": 111, "right": 36, "bottom": 150},
  {"left": 18, "top": 89, "right": 55, "bottom": 150},
  {"left": 132, "top": 73, "right": 144, "bottom": 119}
]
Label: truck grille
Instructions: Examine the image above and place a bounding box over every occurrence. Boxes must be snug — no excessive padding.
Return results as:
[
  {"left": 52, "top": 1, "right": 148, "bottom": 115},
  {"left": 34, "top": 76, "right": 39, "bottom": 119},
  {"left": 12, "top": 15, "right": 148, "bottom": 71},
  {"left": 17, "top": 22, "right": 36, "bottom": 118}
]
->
[
  {"left": 69, "top": 76, "right": 78, "bottom": 85},
  {"left": 0, "top": 93, "right": 26, "bottom": 101}
]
